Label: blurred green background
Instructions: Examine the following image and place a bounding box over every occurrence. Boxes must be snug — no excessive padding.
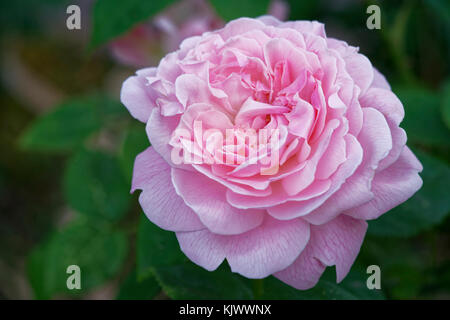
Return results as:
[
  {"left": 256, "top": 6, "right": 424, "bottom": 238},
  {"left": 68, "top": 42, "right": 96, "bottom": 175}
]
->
[{"left": 0, "top": 0, "right": 449, "bottom": 300}]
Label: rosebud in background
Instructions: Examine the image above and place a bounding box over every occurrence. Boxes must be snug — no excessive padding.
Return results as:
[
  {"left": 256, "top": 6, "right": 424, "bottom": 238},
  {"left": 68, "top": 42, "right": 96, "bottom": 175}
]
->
[{"left": 109, "top": 0, "right": 289, "bottom": 67}]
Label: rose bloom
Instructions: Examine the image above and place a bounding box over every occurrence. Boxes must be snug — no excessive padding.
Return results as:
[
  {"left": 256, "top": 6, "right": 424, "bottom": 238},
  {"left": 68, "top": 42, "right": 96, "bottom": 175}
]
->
[{"left": 121, "top": 16, "right": 423, "bottom": 290}]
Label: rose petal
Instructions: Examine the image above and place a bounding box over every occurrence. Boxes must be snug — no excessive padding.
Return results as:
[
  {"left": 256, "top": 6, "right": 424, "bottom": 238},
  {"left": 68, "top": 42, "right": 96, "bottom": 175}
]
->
[
  {"left": 302, "top": 108, "right": 392, "bottom": 224},
  {"left": 172, "top": 168, "right": 265, "bottom": 235},
  {"left": 120, "top": 68, "right": 157, "bottom": 122},
  {"left": 345, "top": 146, "right": 423, "bottom": 220},
  {"left": 275, "top": 215, "right": 367, "bottom": 289},
  {"left": 360, "top": 87, "right": 406, "bottom": 170},
  {"left": 131, "top": 147, "right": 204, "bottom": 232},
  {"left": 268, "top": 134, "right": 362, "bottom": 220},
  {"left": 371, "top": 68, "right": 391, "bottom": 90},
  {"left": 176, "top": 216, "right": 310, "bottom": 278}
]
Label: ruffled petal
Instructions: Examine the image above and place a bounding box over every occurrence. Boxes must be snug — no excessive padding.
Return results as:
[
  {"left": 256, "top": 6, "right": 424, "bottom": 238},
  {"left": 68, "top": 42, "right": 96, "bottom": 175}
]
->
[
  {"left": 268, "top": 134, "right": 362, "bottom": 220},
  {"left": 303, "top": 108, "right": 393, "bottom": 224},
  {"left": 176, "top": 216, "right": 310, "bottom": 278},
  {"left": 275, "top": 215, "right": 367, "bottom": 289},
  {"left": 172, "top": 168, "right": 265, "bottom": 235},
  {"left": 371, "top": 68, "right": 391, "bottom": 90},
  {"left": 345, "top": 146, "right": 423, "bottom": 220},
  {"left": 132, "top": 147, "right": 204, "bottom": 232},
  {"left": 360, "top": 87, "right": 406, "bottom": 170},
  {"left": 120, "top": 68, "right": 157, "bottom": 122}
]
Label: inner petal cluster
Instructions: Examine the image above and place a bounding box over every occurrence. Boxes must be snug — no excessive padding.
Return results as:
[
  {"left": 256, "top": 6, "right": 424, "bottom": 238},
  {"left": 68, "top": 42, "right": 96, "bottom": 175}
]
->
[{"left": 155, "top": 21, "right": 361, "bottom": 208}]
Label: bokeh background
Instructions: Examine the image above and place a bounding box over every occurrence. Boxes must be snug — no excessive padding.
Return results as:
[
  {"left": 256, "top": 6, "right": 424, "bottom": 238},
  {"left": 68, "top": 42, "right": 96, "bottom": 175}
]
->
[{"left": 0, "top": 0, "right": 449, "bottom": 300}]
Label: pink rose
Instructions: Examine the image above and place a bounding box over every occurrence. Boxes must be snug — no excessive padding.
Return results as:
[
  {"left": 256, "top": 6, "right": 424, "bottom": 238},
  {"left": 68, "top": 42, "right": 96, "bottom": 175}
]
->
[{"left": 121, "top": 17, "right": 423, "bottom": 290}]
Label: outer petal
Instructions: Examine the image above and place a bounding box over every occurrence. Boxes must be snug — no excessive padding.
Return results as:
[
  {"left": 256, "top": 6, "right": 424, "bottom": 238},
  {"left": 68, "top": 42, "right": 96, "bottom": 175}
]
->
[
  {"left": 280, "top": 20, "right": 326, "bottom": 37},
  {"left": 120, "top": 68, "right": 157, "bottom": 122},
  {"left": 146, "top": 109, "right": 178, "bottom": 165},
  {"left": 327, "top": 38, "right": 374, "bottom": 94},
  {"left": 356, "top": 107, "right": 392, "bottom": 167},
  {"left": 343, "top": 53, "right": 374, "bottom": 94},
  {"left": 172, "top": 168, "right": 265, "bottom": 235},
  {"left": 345, "top": 146, "right": 423, "bottom": 220},
  {"left": 371, "top": 68, "right": 391, "bottom": 90},
  {"left": 176, "top": 216, "right": 310, "bottom": 278},
  {"left": 217, "top": 18, "right": 266, "bottom": 40},
  {"left": 275, "top": 215, "right": 367, "bottom": 289},
  {"left": 359, "top": 87, "right": 406, "bottom": 170},
  {"left": 360, "top": 88, "right": 404, "bottom": 127},
  {"left": 257, "top": 15, "right": 282, "bottom": 26},
  {"left": 131, "top": 147, "right": 204, "bottom": 232},
  {"left": 273, "top": 239, "right": 326, "bottom": 290}
]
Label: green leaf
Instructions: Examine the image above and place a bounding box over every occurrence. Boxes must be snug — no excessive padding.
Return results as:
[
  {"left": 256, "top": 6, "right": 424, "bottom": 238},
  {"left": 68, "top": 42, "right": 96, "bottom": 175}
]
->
[
  {"left": 441, "top": 81, "right": 450, "bottom": 130},
  {"left": 27, "top": 239, "right": 51, "bottom": 299},
  {"left": 20, "top": 95, "right": 126, "bottom": 152},
  {"left": 396, "top": 87, "right": 450, "bottom": 148},
  {"left": 368, "top": 150, "right": 450, "bottom": 237},
  {"left": 137, "top": 215, "right": 187, "bottom": 280},
  {"left": 27, "top": 218, "right": 128, "bottom": 299},
  {"left": 359, "top": 238, "right": 428, "bottom": 299},
  {"left": 261, "top": 267, "right": 385, "bottom": 300},
  {"left": 117, "top": 269, "right": 160, "bottom": 300},
  {"left": 119, "top": 124, "right": 150, "bottom": 183},
  {"left": 137, "top": 215, "right": 253, "bottom": 299},
  {"left": 90, "top": 0, "right": 176, "bottom": 49},
  {"left": 209, "top": 0, "right": 271, "bottom": 21},
  {"left": 20, "top": 99, "right": 99, "bottom": 152},
  {"left": 421, "top": 260, "right": 450, "bottom": 298},
  {"left": 64, "top": 149, "right": 130, "bottom": 221},
  {"left": 285, "top": 0, "right": 318, "bottom": 20},
  {"left": 428, "top": 0, "right": 450, "bottom": 28},
  {"left": 153, "top": 263, "right": 254, "bottom": 300}
]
